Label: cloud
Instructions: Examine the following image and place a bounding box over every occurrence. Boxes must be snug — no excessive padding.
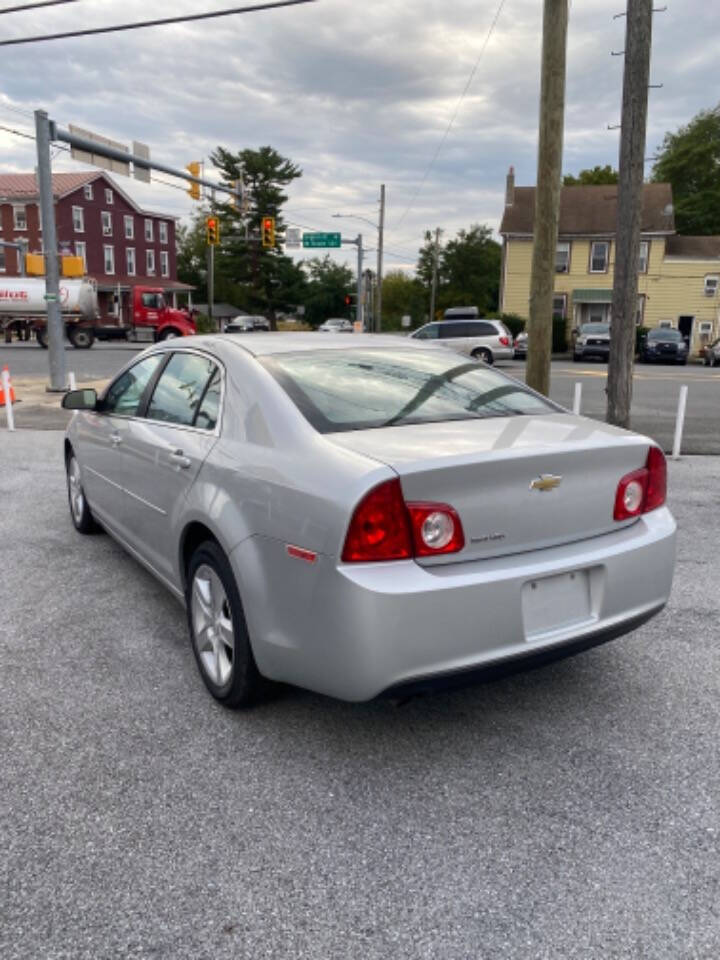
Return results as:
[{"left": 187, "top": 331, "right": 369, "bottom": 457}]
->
[{"left": 0, "top": 0, "right": 716, "bottom": 272}]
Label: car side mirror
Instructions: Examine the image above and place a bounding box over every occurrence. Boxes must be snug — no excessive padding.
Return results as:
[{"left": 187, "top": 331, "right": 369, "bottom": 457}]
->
[{"left": 62, "top": 388, "right": 98, "bottom": 410}]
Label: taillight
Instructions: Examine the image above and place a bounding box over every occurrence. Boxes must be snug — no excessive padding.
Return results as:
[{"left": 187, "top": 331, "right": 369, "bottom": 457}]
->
[
  {"left": 342, "top": 480, "right": 465, "bottom": 562},
  {"left": 407, "top": 503, "right": 465, "bottom": 556},
  {"left": 614, "top": 446, "right": 667, "bottom": 521},
  {"left": 499, "top": 336, "right": 510, "bottom": 346}
]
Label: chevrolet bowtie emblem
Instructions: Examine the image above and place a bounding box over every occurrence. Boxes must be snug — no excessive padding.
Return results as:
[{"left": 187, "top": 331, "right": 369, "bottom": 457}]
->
[{"left": 530, "top": 474, "right": 563, "bottom": 492}]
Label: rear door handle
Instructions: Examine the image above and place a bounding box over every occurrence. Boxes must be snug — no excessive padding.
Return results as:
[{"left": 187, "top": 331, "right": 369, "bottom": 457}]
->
[{"left": 169, "top": 449, "right": 192, "bottom": 469}]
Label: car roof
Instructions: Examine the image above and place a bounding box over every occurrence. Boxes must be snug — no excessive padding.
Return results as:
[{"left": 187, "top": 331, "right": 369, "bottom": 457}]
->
[{"left": 185, "top": 332, "right": 442, "bottom": 358}]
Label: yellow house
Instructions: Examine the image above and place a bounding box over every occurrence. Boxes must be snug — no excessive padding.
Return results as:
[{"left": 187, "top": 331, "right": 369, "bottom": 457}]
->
[{"left": 499, "top": 168, "right": 720, "bottom": 355}]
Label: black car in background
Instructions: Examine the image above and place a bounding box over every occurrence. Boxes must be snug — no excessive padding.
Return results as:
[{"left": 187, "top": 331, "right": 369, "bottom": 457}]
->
[{"left": 639, "top": 327, "right": 688, "bottom": 365}]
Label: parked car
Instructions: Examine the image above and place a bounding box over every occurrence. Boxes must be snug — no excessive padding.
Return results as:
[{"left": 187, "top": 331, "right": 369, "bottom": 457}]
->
[
  {"left": 225, "top": 315, "right": 270, "bottom": 334},
  {"left": 639, "top": 327, "right": 688, "bottom": 365},
  {"left": 703, "top": 338, "right": 720, "bottom": 367},
  {"left": 573, "top": 322, "right": 611, "bottom": 362},
  {"left": 318, "top": 318, "right": 353, "bottom": 333},
  {"left": 409, "top": 319, "right": 513, "bottom": 364},
  {"left": 513, "top": 331, "right": 528, "bottom": 359},
  {"left": 62, "top": 334, "right": 676, "bottom": 706}
]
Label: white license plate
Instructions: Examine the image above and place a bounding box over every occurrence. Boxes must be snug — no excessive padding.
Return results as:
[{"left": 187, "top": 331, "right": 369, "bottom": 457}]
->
[{"left": 522, "top": 569, "right": 593, "bottom": 640}]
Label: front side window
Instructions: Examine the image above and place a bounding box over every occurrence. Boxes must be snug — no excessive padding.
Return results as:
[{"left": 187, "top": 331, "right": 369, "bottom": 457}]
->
[
  {"left": 101, "top": 211, "right": 112, "bottom": 236},
  {"left": 141, "top": 292, "right": 163, "bottom": 309},
  {"left": 126, "top": 247, "right": 136, "bottom": 276},
  {"left": 412, "top": 323, "right": 439, "bottom": 340},
  {"left": 262, "top": 349, "right": 560, "bottom": 434},
  {"left": 74, "top": 242, "right": 87, "bottom": 271},
  {"left": 159, "top": 221, "right": 168, "bottom": 244},
  {"left": 72, "top": 206, "right": 84, "bottom": 232},
  {"left": 590, "top": 241, "right": 609, "bottom": 273},
  {"left": 146, "top": 249, "right": 156, "bottom": 275},
  {"left": 103, "top": 354, "right": 163, "bottom": 416},
  {"left": 555, "top": 241, "right": 570, "bottom": 273},
  {"left": 124, "top": 215, "right": 134, "bottom": 239},
  {"left": 103, "top": 244, "right": 115, "bottom": 275},
  {"left": 145, "top": 219, "right": 154, "bottom": 241},
  {"left": 13, "top": 205, "right": 27, "bottom": 230},
  {"left": 147, "top": 353, "right": 218, "bottom": 427}
]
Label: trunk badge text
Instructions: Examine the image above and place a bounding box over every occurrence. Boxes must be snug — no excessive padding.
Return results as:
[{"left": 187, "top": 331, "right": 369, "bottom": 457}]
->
[{"left": 530, "top": 474, "right": 563, "bottom": 492}]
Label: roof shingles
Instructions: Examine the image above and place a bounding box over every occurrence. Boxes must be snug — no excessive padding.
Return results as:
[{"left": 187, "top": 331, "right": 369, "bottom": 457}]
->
[{"left": 0, "top": 171, "right": 97, "bottom": 200}]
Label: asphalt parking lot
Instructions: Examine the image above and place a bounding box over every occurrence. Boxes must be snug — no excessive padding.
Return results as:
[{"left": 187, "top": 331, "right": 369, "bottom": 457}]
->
[{"left": 1, "top": 430, "right": 719, "bottom": 959}]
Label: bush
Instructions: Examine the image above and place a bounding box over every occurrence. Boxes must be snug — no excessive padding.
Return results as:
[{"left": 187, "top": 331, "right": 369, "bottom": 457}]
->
[
  {"left": 193, "top": 313, "right": 216, "bottom": 334},
  {"left": 552, "top": 317, "right": 567, "bottom": 352},
  {"left": 636, "top": 325, "right": 649, "bottom": 355},
  {"left": 486, "top": 312, "right": 526, "bottom": 338}
]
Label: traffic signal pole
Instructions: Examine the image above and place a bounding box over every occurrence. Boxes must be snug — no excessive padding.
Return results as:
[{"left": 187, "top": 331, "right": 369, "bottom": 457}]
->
[{"left": 356, "top": 235, "right": 364, "bottom": 330}]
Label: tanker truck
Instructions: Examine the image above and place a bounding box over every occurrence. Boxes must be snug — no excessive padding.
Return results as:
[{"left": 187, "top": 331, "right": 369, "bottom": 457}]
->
[
  {"left": 1, "top": 277, "right": 98, "bottom": 348},
  {"left": 1, "top": 279, "right": 195, "bottom": 348}
]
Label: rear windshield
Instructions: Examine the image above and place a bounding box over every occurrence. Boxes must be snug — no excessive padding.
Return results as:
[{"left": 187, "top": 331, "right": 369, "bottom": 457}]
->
[
  {"left": 261, "top": 349, "right": 560, "bottom": 434},
  {"left": 648, "top": 328, "right": 683, "bottom": 340}
]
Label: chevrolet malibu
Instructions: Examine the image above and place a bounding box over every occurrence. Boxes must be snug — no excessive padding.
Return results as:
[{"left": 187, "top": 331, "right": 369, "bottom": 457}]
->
[{"left": 62, "top": 334, "right": 676, "bottom": 706}]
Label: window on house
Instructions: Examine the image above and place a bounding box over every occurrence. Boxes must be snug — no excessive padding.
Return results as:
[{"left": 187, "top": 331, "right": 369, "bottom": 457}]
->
[
  {"left": 144, "top": 219, "right": 154, "bottom": 242},
  {"left": 159, "top": 221, "right": 168, "bottom": 245},
  {"left": 126, "top": 247, "right": 136, "bottom": 276},
  {"left": 160, "top": 251, "right": 169, "bottom": 277},
  {"left": 555, "top": 242, "right": 570, "bottom": 273},
  {"left": 105, "top": 188, "right": 113, "bottom": 205},
  {"left": 552, "top": 295, "right": 567, "bottom": 319},
  {"left": 13, "top": 205, "right": 27, "bottom": 230},
  {"left": 84, "top": 183, "right": 93, "bottom": 201},
  {"left": 704, "top": 275, "right": 718, "bottom": 297},
  {"left": 636, "top": 295, "right": 646, "bottom": 326},
  {"left": 74, "top": 242, "right": 87, "bottom": 271},
  {"left": 638, "top": 240, "right": 649, "bottom": 273},
  {"left": 72, "top": 206, "right": 84, "bottom": 232},
  {"left": 590, "top": 241, "right": 609, "bottom": 273},
  {"left": 146, "top": 249, "right": 155, "bottom": 275},
  {"left": 0, "top": 247, "right": 5, "bottom": 272},
  {"left": 124, "top": 215, "right": 134, "bottom": 240},
  {"left": 101, "top": 211, "right": 113, "bottom": 237},
  {"left": 104, "top": 244, "right": 115, "bottom": 275}
]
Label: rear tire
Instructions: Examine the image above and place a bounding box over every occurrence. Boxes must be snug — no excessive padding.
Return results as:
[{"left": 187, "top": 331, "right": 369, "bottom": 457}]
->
[
  {"left": 36, "top": 327, "right": 48, "bottom": 348},
  {"left": 66, "top": 453, "right": 99, "bottom": 534},
  {"left": 186, "top": 541, "right": 264, "bottom": 708},
  {"left": 472, "top": 347, "right": 493, "bottom": 364},
  {"left": 68, "top": 326, "right": 95, "bottom": 349},
  {"left": 159, "top": 328, "right": 180, "bottom": 341}
]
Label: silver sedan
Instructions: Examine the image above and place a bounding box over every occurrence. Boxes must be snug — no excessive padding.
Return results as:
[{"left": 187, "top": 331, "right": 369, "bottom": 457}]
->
[{"left": 63, "top": 334, "right": 676, "bottom": 705}]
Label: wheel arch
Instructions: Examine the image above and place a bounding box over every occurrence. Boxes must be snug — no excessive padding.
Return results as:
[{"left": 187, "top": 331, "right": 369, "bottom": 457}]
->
[{"left": 179, "top": 520, "right": 223, "bottom": 591}]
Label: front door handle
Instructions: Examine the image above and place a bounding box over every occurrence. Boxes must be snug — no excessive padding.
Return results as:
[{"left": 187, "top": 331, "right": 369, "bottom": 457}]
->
[
  {"left": 169, "top": 449, "right": 192, "bottom": 469},
  {"left": 110, "top": 431, "right": 122, "bottom": 447}
]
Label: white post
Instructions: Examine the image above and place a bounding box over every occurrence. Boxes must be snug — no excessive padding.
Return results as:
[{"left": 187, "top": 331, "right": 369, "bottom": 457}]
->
[
  {"left": 671, "top": 385, "right": 688, "bottom": 460},
  {"left": 68, "top": 371, "right": 77, "bottom": 390},
  {"left": 2, "top": 367, "right": 15, "bottom": 432},
  {"left": 572, "top": 381, "right": 582, "bottom": 415}
]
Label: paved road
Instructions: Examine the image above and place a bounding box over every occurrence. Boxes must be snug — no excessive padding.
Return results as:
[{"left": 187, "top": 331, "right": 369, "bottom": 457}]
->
[
  {"left": 1, "top": 430, "right": 719, "bottom": 960},
  {"left": 1, "top": 341, "right": 718, "bottom": 453}
]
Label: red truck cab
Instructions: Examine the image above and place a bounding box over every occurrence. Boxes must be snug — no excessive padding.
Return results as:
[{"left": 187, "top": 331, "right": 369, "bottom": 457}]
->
[{"left": 134, "top": 286, "right": 196, "bottom": 341}]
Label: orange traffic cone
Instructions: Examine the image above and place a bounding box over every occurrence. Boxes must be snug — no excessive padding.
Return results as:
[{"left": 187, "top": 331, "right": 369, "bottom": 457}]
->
[{"left": 0, "top": 365, "right": 16, "bottom": 405}]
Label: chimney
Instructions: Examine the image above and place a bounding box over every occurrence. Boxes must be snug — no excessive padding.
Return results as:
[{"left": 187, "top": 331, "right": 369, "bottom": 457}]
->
[{"left": 505, "top": 166, "right": 515, "bottom": 207}]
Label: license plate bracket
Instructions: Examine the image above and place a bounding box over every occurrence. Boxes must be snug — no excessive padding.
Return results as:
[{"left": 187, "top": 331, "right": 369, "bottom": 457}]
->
[{"left": 522, "top": 569, "right": 595, "bottom": 640}]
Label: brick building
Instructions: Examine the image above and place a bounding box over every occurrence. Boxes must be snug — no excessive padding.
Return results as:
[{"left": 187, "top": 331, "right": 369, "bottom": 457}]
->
[{"left": 0, "top": 171, "right": 191, "bottom": 320}]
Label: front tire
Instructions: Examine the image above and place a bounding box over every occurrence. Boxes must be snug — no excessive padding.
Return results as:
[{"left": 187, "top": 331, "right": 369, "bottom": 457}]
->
[
  {"left": 159, "top": 328, "right": 180, "bottom": 341},
  {"left": 186, "top": 541, "right": 264, "bottom": 708},
  {"left": 66, "top": 453, "right": 98, "bottom": 534}
]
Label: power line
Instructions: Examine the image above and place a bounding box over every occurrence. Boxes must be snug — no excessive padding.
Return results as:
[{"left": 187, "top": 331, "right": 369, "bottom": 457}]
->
[
  {"left": 393, "top": 0, "right": 507, "bottom": 229},
  {"left": 0, "top": 0, "right": 79, "bottom": 14},
  {"left": 0, "top": 0, "right": 316, "bottom": 46}
]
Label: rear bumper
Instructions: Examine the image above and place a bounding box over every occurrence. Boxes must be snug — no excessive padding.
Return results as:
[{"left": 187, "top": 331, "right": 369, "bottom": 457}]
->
[{"left": 240, "top": 506, "right": 676, "bottom": 702}]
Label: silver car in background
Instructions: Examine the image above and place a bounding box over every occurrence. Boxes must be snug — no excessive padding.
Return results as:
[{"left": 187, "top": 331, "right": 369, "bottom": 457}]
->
[
  {"left": 63, "top": 334, "right": 676, "bottom": 706},
  {"left": 410, "top": 319, "right": 514, "bottom": 364}
]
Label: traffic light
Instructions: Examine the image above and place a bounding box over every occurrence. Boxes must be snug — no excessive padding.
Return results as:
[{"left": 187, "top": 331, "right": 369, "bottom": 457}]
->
[
  {"left": 186, "top": 162, "right": 201, "bottom": 201},
  {"left": 344, "top": 292, "right": 357, "bottom": 307},
  {"left": 261, "top": 216, "right": 275, "bottom": 248},
  {"left": 206, "top": 216, "right": 220, "bottom": 246}
]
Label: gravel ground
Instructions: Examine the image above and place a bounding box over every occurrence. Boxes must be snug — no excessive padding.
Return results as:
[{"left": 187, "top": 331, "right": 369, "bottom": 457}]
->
[{"left": 1, "top": 431, "right": 719, "bottom": 959}]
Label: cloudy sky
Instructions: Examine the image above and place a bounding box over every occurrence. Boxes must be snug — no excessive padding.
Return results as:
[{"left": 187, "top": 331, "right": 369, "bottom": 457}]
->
[{"left": 1, "top": 0, "right": 717, "bottom": 273}]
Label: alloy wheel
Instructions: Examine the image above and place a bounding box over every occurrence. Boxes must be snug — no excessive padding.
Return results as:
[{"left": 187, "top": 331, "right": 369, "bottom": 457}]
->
[{"left": 191, "top": 565, "right": 235, "bottom": 687}]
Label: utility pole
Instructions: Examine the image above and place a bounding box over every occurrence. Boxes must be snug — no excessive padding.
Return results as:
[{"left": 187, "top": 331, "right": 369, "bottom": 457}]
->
[
  {"left": 607, "top": 0, "right": 653, "bottom": 428},
  {"left": 375, "top": 184, "right": 385, "bottom": 332},
  {"left": 526, "top": 0, "right": 569, "bottom": 397},
  {"left": 207, "top": 243, "right": 215, "bottom": 331},
  {"left": 429, "top": 228, "right": 441, "bottom": 323},
  {"left": 356, "top": 234, "right": 364, "bottom": 330},
  {"left": 35, "top": 109, "right": 66, "bottom": 392}
]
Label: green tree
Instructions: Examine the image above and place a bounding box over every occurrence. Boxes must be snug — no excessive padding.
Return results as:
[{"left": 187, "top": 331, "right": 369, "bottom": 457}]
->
[
  {"left": 417, "top": 224, "right": 501, "bottom": 316},
  {"left": 652, "top": 106, "right": 720, "bottom": 234},
  {"left": 302, "top": 256, "right": 355, "bottom": 327},
  {"left": 563, "top": 165, "right": 619, "bottom": 186},
  {"left": 176, "top": 216, "right": 208, "bottom": 301},
  {"left": 381, "top": 270, "right": 426, "bottom": 328}
]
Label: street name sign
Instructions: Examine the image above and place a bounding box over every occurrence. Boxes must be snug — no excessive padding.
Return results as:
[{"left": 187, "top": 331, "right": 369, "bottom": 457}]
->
[{"left": 302, "top": 232, "right": 341, "bottom": 248}]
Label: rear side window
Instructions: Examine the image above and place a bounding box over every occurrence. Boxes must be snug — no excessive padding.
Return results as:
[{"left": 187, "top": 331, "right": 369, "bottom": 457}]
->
[
  {"left": 195, "top": 368, "right": 221, "bottom": 430},
  {"left": 437, "top": 323, "right": 465, "bottom": 339},
  {"left": 467, "top": 321, "right": 498, "bottom": 337},
  {"left": 146, "top": 353, "right": 218, "bottom": 427},
  {"left": 103, "top": 354, "right": 163, "bottom": 416}
]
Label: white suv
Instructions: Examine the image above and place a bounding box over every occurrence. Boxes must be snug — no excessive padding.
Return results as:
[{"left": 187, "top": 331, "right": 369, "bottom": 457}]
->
[{"left": 409, "top": 319, "right": 514, "bottom": 364}]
